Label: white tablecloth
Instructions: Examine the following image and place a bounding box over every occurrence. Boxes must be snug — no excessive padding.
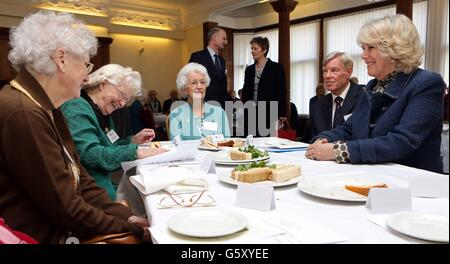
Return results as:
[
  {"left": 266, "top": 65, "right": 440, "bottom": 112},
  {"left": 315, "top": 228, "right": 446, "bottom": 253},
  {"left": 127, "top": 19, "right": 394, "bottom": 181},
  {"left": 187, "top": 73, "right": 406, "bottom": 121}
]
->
[{"left": 139, "top": 138, "right": 449, "bottom": 244}]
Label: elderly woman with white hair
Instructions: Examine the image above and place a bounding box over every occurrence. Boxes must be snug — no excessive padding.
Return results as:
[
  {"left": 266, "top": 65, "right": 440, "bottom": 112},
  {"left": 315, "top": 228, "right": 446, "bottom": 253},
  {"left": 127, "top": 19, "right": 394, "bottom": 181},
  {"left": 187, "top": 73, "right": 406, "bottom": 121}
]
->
[
  {"left": 0, "top": 11, "right": 150, "bottom": 243},
  {"left": 306, "top": 14, "right": 445, "bottom": 173},
  {"left": 169, "top": 62, "right": 231, "bottom": 140},
  {"left": 61, "top": 64, "right": 168, "bottom": 200}
]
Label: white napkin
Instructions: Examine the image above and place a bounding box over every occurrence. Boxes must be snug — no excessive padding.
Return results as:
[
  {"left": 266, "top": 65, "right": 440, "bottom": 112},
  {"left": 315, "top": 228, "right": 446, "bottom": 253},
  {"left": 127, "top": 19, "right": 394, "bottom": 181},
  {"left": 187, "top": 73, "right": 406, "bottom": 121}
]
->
[
  {"left": 130, "top": 166, "right": 208, "bottom": 195},
  {"left": 121, "top": 145, "right": 198, "bottom": 172}
]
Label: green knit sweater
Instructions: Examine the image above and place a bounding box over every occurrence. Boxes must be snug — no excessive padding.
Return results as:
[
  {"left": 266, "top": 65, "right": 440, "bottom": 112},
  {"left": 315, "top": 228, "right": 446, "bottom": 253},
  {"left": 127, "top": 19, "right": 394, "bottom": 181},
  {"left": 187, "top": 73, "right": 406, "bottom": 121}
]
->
[{"left": 61, "top": 97, "right": 138, "bottom": 200}]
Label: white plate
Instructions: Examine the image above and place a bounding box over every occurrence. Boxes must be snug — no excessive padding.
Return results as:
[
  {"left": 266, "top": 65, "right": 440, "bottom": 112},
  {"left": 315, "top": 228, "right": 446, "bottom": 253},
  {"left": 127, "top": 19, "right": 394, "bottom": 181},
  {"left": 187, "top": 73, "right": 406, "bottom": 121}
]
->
[
  {"left": 386, "top": 212, "right": 449, "bottom": 242},
  {"left": 198, "top": 145, "right": 221, "bottom": 151},
  {"left": 214, "top": 150, "right": 269, "bottom": 165},
  {"left": 218, "top": 170, "right": 303, "bottom": 187},
  {"left": 167, "top": 208, "right": 248, "bottom": 238},
  {"left": 297, "top": 173, "right": 396, "bottom": 202}
]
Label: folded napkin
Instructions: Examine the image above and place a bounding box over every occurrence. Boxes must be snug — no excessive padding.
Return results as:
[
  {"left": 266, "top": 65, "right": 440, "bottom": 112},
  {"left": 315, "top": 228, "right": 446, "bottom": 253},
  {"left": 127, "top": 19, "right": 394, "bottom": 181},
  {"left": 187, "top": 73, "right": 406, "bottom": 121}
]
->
[
  {"left": 121, "top": 145, "right": 198, "bottom": 172},
  {"left": 130, "top": 166, "right": 208, "bottom": 195}
]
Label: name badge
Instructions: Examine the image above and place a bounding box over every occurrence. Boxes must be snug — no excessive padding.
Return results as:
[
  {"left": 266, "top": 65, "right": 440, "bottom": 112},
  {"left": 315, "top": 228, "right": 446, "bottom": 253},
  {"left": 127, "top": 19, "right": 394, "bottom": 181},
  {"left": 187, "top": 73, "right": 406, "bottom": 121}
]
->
[
  {"left": 203, "top": 121, "right": 218, "bottom": 132},
  {"left": 106, "top": 129, "right": 120, "bottom": 144}
]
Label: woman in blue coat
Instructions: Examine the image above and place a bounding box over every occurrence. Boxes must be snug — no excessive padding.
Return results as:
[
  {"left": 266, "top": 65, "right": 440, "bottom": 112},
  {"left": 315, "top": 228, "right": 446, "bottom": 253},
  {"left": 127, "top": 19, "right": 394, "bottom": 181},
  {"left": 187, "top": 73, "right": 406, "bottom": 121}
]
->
[{"left": 306, "top": 14, "right": 445, "bottom": 173}]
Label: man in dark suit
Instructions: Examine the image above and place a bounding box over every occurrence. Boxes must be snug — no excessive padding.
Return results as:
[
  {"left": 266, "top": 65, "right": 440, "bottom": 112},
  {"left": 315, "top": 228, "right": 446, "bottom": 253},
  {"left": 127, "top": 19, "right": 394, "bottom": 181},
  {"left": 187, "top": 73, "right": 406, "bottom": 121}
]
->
[
  {"left": 310, "top": 52, "right": 364, "bottom": 139},
  {"left": 189, "top": 27, "right": 229, "bottom": 108},
  {"left": 162, "top": 89, "right": 180, "bottom": 114},
  {"left": 147, "top": 89, "right": 162, "bottom": 113}
]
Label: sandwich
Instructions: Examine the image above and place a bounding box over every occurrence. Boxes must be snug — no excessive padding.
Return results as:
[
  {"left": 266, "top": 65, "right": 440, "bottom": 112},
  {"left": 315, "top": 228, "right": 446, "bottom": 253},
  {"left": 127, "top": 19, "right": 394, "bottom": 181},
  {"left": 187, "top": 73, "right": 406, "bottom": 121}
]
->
[
  {"left": 229, "top": 145, "right": 268, "bottom": 161},
  {"left": 231, "top": 161, "right": 301, "bottom": 183},
  {"left": 269, "top": 164, "right": 302, "bottom": 182},
  {"left": 344, "top": 183, "right": 388, "bottom": 196},
  {"left": 200, "top": 137, "right": 243, "bottom": 149},
  {"left": 217, "top": 140, "right": 234, "bottom": 147},
  {"left": 200, "top": 138, "right": 220, "bottom": 149},
  {"left": 229, "top": 150, "right": 252, "bottom": 160}
]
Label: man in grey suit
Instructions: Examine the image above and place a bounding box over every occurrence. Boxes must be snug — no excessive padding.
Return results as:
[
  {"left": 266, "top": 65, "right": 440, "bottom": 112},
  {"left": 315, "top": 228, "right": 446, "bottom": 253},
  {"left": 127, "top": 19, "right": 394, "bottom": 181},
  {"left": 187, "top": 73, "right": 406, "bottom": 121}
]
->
[
  {"left": 189, "top": 27, "right": 229, "bottom": 108},
  {"left": 310, "top": 52, "right": 364, "bottom": 139}
]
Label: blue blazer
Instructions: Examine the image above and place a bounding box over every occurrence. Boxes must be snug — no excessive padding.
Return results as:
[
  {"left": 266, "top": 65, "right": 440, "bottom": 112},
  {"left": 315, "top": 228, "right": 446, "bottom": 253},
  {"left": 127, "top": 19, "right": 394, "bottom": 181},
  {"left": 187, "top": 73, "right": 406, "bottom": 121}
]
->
[
  {"left": 317, "top": 69, "right": 444, "bottom": 173},
  {"left": 310, "top": 82, "right": 364, "bottom": 139}
]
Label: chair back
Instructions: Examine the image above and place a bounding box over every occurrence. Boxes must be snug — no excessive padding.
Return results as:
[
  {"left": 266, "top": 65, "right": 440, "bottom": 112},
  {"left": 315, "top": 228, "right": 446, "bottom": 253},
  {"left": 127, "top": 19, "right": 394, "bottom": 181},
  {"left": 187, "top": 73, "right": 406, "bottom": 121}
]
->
[{"left": 165, "top": 115, "right": 170, "bottom": 139}]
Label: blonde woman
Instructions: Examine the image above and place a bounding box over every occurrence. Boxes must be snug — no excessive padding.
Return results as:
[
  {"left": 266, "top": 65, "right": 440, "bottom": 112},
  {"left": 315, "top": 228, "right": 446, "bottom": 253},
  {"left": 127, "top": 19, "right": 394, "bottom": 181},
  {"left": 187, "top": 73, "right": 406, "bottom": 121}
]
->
[{"left": 307, "top": 14, "right": 445, "bottom": 173}]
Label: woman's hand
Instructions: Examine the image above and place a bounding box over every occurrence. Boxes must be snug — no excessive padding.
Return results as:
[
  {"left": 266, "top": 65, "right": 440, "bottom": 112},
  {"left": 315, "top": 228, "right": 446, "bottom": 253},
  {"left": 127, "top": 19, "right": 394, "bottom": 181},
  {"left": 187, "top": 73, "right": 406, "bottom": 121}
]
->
[
  {"left": 127, "top": 215, "right": 149, "bottom": 227},
  {"left": 136, "top": 147, "right": 169, "bottom": 159},
  {"left": 305, "top": 139, "right": 335, "bottom": 161},
  {"left": 142, "top": 227, "right": 152, "bottom": 243},
  {"left": 127, "top": 215, "right": 152, "bottom": 243},
  {"left": 131, "top": 128, "right": 155, "bottom": 144}
]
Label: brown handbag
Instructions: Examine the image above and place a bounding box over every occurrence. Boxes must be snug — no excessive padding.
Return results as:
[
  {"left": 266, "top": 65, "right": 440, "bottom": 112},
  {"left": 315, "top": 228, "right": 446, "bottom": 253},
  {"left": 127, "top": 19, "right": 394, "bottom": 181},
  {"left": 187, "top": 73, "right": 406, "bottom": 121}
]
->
[
  {"left": 80, "top": 200, "right": 140, "bottom": 244},
  {"left": 80, "top": 232, "right": 139, "bottom": 244}
]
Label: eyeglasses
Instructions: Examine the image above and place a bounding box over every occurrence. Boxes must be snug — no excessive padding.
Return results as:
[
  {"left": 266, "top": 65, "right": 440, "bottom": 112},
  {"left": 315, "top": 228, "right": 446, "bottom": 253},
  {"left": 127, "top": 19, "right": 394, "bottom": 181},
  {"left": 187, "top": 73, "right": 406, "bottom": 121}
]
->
[
  {"left": 112, "top": 85, "right": 131, "bottom": 104},
  {"left": 189, "top": 79, "right": 207, "bottom": 87},
  {"left": 85, "top": 62, "right": 94, "bottom": 73},
  {"left": 157, "top": 191, "right": 216, "bottom": 209}
]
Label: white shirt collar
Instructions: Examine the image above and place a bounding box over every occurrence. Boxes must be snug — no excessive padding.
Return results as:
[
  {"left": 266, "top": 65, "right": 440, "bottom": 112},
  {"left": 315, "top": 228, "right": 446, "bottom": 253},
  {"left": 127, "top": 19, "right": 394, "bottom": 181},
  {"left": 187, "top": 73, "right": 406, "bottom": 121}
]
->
[
  {"left": 332, "top": 82, "right": 351, "bottom": 102},
  {"left": 207, "top": 46, "right": 217, "bottom": 60}
]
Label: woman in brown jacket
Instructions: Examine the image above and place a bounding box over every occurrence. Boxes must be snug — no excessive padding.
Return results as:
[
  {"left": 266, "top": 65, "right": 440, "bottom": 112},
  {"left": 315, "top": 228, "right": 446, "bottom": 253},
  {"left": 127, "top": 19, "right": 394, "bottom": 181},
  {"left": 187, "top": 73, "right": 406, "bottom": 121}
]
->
[{"left": 0, "top": 11, "right": 149, "bottom": 243}]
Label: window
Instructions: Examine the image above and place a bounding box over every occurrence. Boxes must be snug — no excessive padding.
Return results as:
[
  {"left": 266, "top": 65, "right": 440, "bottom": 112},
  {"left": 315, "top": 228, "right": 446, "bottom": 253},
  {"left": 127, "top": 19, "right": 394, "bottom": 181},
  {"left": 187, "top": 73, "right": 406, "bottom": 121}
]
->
[
  {"left": 233, "top": 33, "right": 254, "bottom": 93},
  {"left": 324, "top": 2, "right": 428, "bottom": 85},
  {"left": 290, "top": 21, "right": 319, "bottom": 115},
  {"left": 324, "top": 7, "right": 396, "bottom": 85},
  {"left": 233, "top": 1, "right": 431, "bottom": 115}
]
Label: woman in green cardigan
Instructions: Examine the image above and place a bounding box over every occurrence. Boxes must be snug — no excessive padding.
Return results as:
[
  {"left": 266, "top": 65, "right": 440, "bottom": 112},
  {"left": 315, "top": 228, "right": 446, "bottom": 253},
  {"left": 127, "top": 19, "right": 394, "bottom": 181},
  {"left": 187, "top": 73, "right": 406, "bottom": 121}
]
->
[{"left": 61, "top": 64, "right": 168, "bottom": 200}]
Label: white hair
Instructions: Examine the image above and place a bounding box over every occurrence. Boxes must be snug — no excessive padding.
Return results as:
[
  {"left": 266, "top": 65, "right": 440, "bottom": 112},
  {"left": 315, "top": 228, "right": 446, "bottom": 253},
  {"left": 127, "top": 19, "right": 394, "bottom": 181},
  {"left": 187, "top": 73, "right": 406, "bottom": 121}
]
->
[
  {"left": 176, "top": 62, "right": 211, "bottom": 90},
  {"left": 323, "top": 51, "right": 354, "bottom": 70},
  {"left": 83, "top": 64, "right": 142, "bottom": 97},
  {"left": 8, "top": 11, "right": 98, "bottom": 75}
]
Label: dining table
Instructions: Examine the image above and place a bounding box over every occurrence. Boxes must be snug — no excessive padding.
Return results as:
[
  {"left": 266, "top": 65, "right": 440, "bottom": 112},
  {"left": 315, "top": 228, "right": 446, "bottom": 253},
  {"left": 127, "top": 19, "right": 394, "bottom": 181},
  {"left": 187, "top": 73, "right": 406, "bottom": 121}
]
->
[{"left": 135, "top": 138, "right": 449, "bottom": 244}]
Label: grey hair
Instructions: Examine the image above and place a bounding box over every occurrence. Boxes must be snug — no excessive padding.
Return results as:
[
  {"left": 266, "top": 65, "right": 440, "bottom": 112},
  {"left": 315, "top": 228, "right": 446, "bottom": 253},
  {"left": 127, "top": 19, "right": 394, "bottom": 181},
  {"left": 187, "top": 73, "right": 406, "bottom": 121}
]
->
[
  {"left": 357, "top": 14, "right": 424, "bottom": 73},
  {"left": 176, "top": 62, "right": 211, "bottom": 91},
  {"left": 323, "top": 51, "right": 354, "bottom": 70},
  {"left": 83, "top": 64, "right": 142, "bottom": 97},
  {"left": 207, "top": 27, "right": 224, "bottom": 43},
  {"left": 8, "top": 11, "right": 98, "bottom": 75}
]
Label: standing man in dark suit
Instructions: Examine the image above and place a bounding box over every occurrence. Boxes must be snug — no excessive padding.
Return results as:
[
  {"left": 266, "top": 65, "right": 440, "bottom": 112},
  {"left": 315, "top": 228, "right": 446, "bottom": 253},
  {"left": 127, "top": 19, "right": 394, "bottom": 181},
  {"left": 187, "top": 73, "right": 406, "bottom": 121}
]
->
[
  {"left": 310, "top": 52, "right": 364, "bottom": 139},
  {"left": 189, "top": 27, "right": 229, "bottom": 108}
]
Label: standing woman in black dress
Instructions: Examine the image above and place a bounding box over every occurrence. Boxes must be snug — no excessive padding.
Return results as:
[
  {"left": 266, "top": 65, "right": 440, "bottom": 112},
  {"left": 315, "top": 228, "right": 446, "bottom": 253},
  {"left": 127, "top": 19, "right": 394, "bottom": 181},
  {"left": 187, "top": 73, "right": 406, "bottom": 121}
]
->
[{"left": 241, "top": 37, "right": 286, "bottom": 137}]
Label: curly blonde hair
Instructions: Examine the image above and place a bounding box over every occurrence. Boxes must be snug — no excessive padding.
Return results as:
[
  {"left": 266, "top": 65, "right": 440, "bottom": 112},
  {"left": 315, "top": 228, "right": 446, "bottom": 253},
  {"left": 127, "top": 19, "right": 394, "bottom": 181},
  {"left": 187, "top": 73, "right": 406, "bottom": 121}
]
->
[{"left": 357, "top": 14, "right": 424, "bottom": 73}]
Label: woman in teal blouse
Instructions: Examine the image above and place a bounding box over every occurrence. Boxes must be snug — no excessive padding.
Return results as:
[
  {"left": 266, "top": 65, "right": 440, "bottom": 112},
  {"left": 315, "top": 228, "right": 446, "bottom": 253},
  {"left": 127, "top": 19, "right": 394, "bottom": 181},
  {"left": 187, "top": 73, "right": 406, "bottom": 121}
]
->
[
  {"left": 61, "top": 64, "right": 167, "bottom": 200},
  {"left": 169, "top": 63, "right": 231, "bottom": 140}
]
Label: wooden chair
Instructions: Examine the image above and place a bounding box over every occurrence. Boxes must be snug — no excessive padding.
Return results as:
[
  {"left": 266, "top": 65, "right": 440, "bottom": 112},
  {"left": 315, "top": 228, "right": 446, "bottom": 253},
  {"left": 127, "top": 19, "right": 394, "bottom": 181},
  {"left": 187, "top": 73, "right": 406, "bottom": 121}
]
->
[{"left": 165, "top": 115, "right": 170, "bottom": 140}]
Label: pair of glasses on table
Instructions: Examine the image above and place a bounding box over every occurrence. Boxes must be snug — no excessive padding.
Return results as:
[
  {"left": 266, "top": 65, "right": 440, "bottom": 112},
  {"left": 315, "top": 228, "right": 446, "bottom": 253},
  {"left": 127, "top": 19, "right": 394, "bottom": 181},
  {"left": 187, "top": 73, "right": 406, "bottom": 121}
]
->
[{"left": 157, "top": 191, "right": 216, "bottom": 209}]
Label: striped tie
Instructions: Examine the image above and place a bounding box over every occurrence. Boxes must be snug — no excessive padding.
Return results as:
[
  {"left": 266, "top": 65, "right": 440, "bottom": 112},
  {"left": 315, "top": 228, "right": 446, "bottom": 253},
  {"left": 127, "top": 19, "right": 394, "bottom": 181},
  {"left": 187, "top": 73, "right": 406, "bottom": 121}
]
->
[
  {"left": 333, "top": 96, "right": 344, "bottom": 128},
  {"left": 214, "top": 54, "right": 221, "bottom": 72}
]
